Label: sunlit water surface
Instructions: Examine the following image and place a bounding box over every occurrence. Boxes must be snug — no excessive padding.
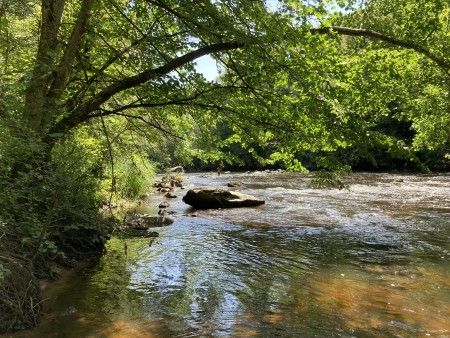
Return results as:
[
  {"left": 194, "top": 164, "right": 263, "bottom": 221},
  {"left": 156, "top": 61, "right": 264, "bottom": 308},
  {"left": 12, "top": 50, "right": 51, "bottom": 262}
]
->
[{"left": 8, "top": 172, "right": 450, "bottom": 337}]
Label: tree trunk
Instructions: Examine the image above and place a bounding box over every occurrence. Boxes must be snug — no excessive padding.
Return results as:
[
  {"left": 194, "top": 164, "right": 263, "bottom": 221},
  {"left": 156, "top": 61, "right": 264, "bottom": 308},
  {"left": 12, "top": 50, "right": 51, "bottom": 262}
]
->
[{"left": 23, "top": 0, "right": 66, "bottom": 134}]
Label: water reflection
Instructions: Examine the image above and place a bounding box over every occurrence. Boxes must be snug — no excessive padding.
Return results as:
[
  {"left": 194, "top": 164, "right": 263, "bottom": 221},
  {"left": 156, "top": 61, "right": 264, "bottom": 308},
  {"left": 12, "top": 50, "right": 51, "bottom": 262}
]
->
[{"left": 6, "top": 172, "right": 450, "bottom": 337}]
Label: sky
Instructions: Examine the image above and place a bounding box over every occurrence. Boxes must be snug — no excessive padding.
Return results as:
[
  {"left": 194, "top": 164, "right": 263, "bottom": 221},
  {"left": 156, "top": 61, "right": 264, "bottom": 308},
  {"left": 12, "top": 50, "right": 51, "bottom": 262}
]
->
[{"left": 194, "top": 55, "right": 220, "bottom": 81}]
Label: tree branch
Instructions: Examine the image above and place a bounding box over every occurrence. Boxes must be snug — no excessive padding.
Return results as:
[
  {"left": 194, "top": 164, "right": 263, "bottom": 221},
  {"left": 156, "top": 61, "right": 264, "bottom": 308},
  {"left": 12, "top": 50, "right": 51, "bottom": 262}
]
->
[
  {"left": 100, "top": 114, "right": 117, "bottom": 203},
  {"left": 50, "top": 0, "right": 94, "bottom": 98},
  {"left": 86, "top": 97, "right": 290, "bottom": 138},
  {"left": 310, "top": 26, "right": 450, "bottom": 73},
  {"left": 84, "top": 84, "right": 245, "bottom": 118},
  {"left": 180, "top": 101, "right": 292, "bottom": 132},
  {"left": 24, "top": 0, "right": 66, "bottom": 130},
  {"left": 99, "top": 110, "right": 183, "bottom": 139},
  {"left": 145, "top": 0, "right": 221, "bottom": 38},
  {"left": 51, "top": 41, "right": 246, "bottom": 133}
]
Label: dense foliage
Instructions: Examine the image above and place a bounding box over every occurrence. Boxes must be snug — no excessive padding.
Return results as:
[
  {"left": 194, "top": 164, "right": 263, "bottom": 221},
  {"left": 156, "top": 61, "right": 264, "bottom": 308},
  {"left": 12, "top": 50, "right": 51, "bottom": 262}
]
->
[{"left": 1, "top": 0, "right": 449, "bottom": 332}]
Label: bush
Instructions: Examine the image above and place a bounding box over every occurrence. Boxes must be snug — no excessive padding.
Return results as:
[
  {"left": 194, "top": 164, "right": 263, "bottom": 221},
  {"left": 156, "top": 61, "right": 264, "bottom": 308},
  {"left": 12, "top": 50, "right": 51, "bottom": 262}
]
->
[
  {"left": 115, "top": 155, "right": 155, "bottom": 199},
  {"left": 0, "top": 128, "right": 114, "bottom": 332}
]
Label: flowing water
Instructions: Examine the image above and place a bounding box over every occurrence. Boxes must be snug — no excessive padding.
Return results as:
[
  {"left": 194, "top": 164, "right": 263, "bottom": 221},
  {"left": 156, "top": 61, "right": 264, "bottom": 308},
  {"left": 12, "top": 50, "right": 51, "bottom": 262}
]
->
[{"left": 8, "top": 172, "right": 450, "bottom": 337}]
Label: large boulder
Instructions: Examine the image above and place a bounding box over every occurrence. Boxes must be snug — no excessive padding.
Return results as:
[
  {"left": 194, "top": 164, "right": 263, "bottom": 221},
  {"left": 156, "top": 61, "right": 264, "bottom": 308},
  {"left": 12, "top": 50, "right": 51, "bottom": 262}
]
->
[{"left": 182, "top": 187, "right": 265, "bottom": 209}]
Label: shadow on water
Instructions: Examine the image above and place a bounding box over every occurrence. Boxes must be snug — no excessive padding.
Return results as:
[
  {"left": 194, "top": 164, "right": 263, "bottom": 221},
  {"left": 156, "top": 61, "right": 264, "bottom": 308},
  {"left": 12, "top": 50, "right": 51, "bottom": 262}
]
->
[{"left": 5, "top": 172, "right": 450, "bottom": 337}]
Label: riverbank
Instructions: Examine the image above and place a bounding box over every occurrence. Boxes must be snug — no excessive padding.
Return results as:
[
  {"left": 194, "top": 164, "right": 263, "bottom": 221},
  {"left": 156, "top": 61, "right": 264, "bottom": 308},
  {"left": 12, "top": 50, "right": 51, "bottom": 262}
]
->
[
  {"left": 0, "top": 173, "right": 181, "bottom": 335},
  {"left": 0, "top": 235, "right": 108, "bottom": 334},
  {"left": 1, "top": 260, "right": 96, "bottom": 338}
]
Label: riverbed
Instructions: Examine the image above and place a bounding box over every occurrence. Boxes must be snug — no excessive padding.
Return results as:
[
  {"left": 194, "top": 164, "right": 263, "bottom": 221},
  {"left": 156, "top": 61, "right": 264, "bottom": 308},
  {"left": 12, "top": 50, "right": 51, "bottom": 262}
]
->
[{"left": 7, "top": 172, "right": 450, "bottom": 337}]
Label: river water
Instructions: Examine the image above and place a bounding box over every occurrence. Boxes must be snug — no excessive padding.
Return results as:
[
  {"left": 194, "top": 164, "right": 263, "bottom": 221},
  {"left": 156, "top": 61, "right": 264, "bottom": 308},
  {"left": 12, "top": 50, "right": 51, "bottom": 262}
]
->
[{"left": 8, "top": 172, "right": 450, "bottom": 337}]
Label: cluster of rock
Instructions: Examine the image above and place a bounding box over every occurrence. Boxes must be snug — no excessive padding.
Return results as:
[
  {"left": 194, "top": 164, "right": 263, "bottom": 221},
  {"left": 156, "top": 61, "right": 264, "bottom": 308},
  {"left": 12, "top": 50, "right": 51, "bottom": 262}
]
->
[
  {"left": 121, "top": 210, "right": 173, "bottom": 238},
  {"left": 122, "top": 171, "right": 186, "bottom": 237},
  {"left": 154, "top": 175, "right": 183, "bottom": 196},
  {"left": 154, "top": 179, "right": 183, "bottom": 193},
  {"left": 122, "top": 170, "right": 266, "bottom": 237},
  {"left": 152, "top": 167, "right": 185, "bottom": 192},
  {"left": 124, "top": 211, "right": 174, "bottom": 229}
]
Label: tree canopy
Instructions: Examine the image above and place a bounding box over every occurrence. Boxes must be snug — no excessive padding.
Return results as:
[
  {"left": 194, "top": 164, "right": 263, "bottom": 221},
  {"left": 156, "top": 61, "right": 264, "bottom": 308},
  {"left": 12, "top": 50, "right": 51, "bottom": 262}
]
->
[{"left": 1, "top": 0, "right": 448, "bottom": 166}]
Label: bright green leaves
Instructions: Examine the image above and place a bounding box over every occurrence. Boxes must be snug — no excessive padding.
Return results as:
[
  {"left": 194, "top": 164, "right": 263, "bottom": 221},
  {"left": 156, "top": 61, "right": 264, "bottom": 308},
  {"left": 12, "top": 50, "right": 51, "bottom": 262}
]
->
[
  {"left": 114, "top": 154, "right": 155, "bottom": 199},
  {"left": 2, "top": 0, "right": 450, "bottom": 173},
  {"left": 0, "top": 0, "right": 39, "bottom": 111},
  {"left": 268, "top": 151, "right": 308, "bottom": 172},
  {"left": 311, "top": 156, "right": 351, "bottom": 189}
]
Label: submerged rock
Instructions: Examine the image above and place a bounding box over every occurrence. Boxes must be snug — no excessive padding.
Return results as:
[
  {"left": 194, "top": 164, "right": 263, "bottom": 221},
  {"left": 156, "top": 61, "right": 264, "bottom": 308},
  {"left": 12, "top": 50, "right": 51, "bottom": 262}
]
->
[
  {"left": 227, "top": 181, "right": 243, "bottom": 187},
  {"left": 182, "top": 187, "right": 265, "bottom": 209},
  {"left": 124, "top": 212, "right": 174, "bottom": 229},
  {"left": 159, "top": 201, "right": 170, "bottom": 208}
]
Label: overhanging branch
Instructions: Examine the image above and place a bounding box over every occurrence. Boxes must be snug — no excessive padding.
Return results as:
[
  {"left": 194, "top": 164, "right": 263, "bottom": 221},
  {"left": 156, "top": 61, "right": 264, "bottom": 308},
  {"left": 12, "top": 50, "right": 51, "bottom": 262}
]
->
[
  {"left": 53, "top": 41, "right": 246, "bottom": 133},
  {"left": 311, "top": 26, "right": 450, "bottom": 73},
  {"left": 68, "top": 85, "right": 245, "bottom": 128},
  {"left": 98, "top": 109, "right": 183, "bottom": 139}
]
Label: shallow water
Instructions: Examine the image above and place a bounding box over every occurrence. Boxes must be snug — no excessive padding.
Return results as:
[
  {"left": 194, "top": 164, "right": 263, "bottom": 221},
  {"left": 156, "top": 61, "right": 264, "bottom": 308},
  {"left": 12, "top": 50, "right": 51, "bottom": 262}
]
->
[{"left": 8, "top": 172, "right": 450, "bottom": 337}]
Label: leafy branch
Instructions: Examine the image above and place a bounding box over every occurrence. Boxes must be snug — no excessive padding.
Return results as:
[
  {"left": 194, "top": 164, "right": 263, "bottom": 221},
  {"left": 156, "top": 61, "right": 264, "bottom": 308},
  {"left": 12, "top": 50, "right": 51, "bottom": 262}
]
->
[
  {"left": 51, "top": 41, "right": 246, "bottom": 134},
  {"left": 310, "top": 26, "right": 450, "bottom": 74}
]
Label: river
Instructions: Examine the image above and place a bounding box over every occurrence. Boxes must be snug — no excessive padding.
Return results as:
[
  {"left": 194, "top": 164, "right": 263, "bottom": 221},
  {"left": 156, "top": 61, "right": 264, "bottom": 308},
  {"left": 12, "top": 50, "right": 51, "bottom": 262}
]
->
[{"left": 7, "top": 172, "right": 450, "bottom": 337}]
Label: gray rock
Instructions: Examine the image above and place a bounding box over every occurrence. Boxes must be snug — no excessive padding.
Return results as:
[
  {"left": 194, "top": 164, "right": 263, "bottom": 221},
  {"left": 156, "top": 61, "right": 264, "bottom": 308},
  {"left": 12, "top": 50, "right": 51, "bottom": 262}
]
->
[
  {"left": 139, "top": 193, "right": 149, "bottom": 200},
  {"left": 159, "top": 188, "right": 173, "bottom": 193},
  {"left": 125, "top": 212, "right": 174, "bottom": 229},
  {"left": 182, "top": 187, "right": 265, "bottom": 209},
  {"left": 170, "top": 166, "right": 184, "bottom": 173},
  {"left": 227, "top": 181, "right": 243, "bottom": 187},
  {"left": 159, "top": 201, "right": 170, "bottom": 208}
]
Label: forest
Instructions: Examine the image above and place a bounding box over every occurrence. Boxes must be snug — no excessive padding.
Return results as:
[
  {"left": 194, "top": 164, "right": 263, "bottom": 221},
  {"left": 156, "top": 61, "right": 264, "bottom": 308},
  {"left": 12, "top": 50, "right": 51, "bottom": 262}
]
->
[{"left": 0, "top": 0, "right": 449, "bottom": 333}]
